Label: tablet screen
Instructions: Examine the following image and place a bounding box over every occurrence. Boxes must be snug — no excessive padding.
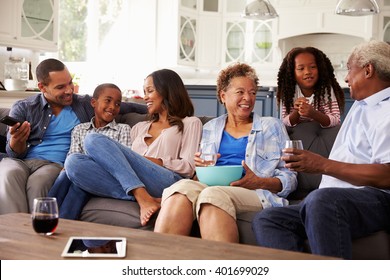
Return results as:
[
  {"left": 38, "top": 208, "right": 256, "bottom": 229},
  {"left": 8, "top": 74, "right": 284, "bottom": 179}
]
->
[{"left": 61, "top": 237, "right": 126, "bottom": 258}]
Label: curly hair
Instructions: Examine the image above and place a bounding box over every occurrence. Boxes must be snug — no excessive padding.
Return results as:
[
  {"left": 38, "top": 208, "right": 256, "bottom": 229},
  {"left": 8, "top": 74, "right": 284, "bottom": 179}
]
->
[
  {"left": 145, "top": 69, "right": 194, "bottom": 133},
  {"left": 216, "top": 62, "right": 259, "bottom": 104},
  {"left": 277, "top": 47, "right": 345, "bottom": 114}
]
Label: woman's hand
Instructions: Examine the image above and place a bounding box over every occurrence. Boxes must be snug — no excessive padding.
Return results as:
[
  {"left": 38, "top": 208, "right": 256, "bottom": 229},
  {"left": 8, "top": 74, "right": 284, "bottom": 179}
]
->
[
  {"left": 194, "top": 151, "right": 220, "bottom": 167},
  {"left": 230, "top": 161, "right": 283, "bottom": 193},
  {"left": 230, "top": 161, "right": 259, "bottom": 189}
]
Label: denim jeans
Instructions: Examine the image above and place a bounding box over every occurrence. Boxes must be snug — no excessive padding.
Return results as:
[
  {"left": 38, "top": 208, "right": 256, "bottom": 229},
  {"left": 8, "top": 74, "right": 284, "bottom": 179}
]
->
[
  {"left": 48, "top": 170, "right": 71, "bottom": 206},
  {"left": 62, "top": 133, "right": 183, "bottom": 217},
  {"left": 48, "top": 170, "right": 91, "bottom": 219},
  {"left": 252, "top": 187, "right": 390, "bottom": 259}
]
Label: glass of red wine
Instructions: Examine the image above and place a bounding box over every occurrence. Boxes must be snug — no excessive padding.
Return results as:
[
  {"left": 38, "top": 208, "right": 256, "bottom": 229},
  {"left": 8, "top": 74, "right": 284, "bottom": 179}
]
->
[{"left": 31, "top": 197, "right": 59, "bottom": 235}]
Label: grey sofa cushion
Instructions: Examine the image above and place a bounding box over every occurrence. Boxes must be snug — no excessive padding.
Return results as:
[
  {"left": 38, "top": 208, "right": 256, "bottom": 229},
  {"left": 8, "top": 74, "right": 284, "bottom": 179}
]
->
[
  {"left": 80, "top": 197, "right": 156, "bottom": 230},
  {"left": 116, "top": 112, "right": 147, "bottom": 127}
]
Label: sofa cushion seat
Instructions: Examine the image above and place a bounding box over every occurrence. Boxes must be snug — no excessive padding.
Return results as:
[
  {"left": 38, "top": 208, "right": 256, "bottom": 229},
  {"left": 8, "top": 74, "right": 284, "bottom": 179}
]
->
[{"left": 80, "top": 197, "right": 155, "bottom": 230}]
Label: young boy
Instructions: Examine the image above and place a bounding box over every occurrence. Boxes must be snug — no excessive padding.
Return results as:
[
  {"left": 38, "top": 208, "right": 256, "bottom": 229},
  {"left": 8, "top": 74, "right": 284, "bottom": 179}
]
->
[{"left": 48, "top": 83, "right": 131, "bottom": 217}]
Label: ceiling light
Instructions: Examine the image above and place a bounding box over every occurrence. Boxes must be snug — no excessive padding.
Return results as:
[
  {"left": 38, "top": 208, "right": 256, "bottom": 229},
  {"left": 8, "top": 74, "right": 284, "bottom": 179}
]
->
[
  {"left": 335, "top": 0, "right": 380, "bottom": 16},
  {"left": 241, "top": 0, "right": 278, "bottom": 20}
]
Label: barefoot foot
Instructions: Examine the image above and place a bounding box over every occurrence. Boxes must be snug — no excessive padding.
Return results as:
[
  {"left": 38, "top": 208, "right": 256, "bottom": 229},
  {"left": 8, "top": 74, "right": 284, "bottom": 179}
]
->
[{"left": 139, "top": 197, "right": 161, "bottom": 226}]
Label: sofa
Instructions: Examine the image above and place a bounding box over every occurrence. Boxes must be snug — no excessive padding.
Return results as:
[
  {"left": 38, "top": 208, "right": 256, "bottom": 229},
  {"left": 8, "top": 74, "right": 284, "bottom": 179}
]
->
[{"left": 1, "top": 107, "right": 389, "bottom": 259}]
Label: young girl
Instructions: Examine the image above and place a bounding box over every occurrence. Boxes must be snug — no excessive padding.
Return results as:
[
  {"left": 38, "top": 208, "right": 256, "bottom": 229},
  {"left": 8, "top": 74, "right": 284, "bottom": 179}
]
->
[{"left": 277, "top": 47, "right": 345, "bottom": 127}]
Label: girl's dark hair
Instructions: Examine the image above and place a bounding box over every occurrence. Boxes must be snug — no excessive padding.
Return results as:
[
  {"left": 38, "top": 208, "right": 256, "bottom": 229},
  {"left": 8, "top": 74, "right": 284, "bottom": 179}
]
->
[
  {"left": 36, "top": 58, "right": 66, "bottom": 85},
  {"left": 93, "top": 83, "right": 121, "bottom": 99},
  {"left": 276, "top": 47, "right": 345, "bottom": 114},
  {"left": 146, "top": 69, "right": 194, "bottom": 132}
]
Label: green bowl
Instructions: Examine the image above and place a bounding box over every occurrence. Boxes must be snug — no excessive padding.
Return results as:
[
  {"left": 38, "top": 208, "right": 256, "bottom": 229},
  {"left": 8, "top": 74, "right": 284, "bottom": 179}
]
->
[{"left": 196, "top": 165, "right": 243, "bottom": 186}]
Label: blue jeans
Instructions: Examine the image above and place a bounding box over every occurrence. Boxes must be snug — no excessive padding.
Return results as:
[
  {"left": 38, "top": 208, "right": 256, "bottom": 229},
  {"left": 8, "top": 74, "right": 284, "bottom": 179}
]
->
[
  {"left": 48, "top": 169, "right": 91, "bottom": 219},
  {"left": 62, "top": 133, "right": 183, "bottom": 218},
  {"left": 252, "top": 187, "right": 390, "bottom": 259},
  {"left": 48, "top": 170, "right": 71, "bottom": 206}
]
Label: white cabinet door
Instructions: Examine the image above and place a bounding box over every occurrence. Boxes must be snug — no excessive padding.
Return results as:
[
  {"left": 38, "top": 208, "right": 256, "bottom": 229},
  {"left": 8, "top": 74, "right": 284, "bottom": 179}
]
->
[
  {"left": 0, "top": 0, "right": 58, "bottom": 52},
  {"left": 277, "top": 1, "right": 375, "bottom": 40},
  {"left": 0, "top": 0, "right": 19, "bottom": 44},
  {"left": 197, "top": 14, "right": 222, "bottom": 68}
]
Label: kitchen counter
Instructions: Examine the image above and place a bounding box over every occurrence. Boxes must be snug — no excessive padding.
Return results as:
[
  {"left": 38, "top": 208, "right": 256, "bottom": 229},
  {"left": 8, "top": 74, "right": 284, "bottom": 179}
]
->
[{"left": 0, "top": 90, "right": 40, "bottom": 108}]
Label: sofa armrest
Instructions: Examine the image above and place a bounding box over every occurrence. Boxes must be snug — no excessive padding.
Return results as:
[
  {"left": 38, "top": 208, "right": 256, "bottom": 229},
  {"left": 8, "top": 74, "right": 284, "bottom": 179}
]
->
[
  {"left": 0, "top": 108, "right": 10, "bottom": 153},
  {"left": 0, "top": 108, "right": 10, "bottom": 137}
]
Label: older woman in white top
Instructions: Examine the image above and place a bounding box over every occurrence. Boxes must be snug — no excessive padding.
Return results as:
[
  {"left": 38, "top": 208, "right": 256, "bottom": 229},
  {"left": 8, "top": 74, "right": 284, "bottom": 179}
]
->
[{"left": 63, "top": 69, "right": 202, "bottom": 226}]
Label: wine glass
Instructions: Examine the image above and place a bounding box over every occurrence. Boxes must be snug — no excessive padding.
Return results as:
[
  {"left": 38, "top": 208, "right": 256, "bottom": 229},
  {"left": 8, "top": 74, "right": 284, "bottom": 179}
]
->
[
  {"left": 199, "top": 142, "right": 218, "bottom": 166},
  {"left": 31, "top": 197, "right": 59, "bottom": 235},
  {"left": 284, "top": 140, "right": 303, "bottom": 155}
]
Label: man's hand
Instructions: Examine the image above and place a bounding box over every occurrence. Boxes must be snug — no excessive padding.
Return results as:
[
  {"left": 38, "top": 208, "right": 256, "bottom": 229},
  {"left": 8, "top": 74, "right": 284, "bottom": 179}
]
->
[
  {"left": 282, "top": 148, "right": 326, "bottom": 173},
  {"left": 9, "top": 121, "right": 30, "bottom": 154}
]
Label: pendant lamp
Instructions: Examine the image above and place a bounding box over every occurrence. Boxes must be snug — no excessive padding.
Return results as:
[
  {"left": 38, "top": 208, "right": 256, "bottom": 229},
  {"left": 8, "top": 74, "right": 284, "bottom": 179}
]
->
[
  {"left": 335, "top": 0, "right": 380, "bottom": 16},
  {"left": 241, "top": 0, "right": 278, "bottom": 20}
]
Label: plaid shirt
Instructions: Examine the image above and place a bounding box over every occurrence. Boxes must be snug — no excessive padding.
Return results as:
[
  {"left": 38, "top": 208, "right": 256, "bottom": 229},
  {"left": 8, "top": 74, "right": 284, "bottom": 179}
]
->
[
  {"left": 201, "top": 113, "right": 297, "bottom": 208},
  {"left": 68, "top": 117, "right": 132, "bottom": 155}
]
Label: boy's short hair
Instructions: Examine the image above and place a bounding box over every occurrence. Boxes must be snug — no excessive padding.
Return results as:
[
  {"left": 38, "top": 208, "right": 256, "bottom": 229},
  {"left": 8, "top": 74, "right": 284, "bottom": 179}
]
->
[{"left": 92, "top": 83, "right": 122, "bottom": 99}]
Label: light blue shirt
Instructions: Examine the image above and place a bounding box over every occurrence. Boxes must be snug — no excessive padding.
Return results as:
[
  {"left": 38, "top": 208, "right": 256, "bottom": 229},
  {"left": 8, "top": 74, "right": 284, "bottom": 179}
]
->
[
  {"left": 320, "top": 87, "right": 390, "bottom": 193},
  {"left": 201, "top": 113, "right": 297, "bottom": 208}
]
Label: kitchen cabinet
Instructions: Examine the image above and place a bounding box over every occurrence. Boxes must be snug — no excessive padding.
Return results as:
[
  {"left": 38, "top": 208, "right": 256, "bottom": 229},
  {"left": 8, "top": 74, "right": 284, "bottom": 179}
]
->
[
  {"left": 222, "top": 0, "right": 277, "bottom": 66},
  {"left": 380, "top": 0, "right": 390, "bottom": 43},
  {"left": 276, "top": 0, "right": 375, "bottom": 40},
  {"left": 341, "top": 89, "right": 354, "bottom": 122},
  {"left": 157, "top": 0, "right": 222, "bottom": 69},
  {"left": 157, "top": 0, "right": 277, "bottom": 70},
  {"left": 0, "top": 0, "right": 59, "bottom": 52},
  {"left": 187, "top": 85, "right": 352, "bottom": 124},
  {"left": 186, "top": 85, "right": 278, "bottom": 117}
]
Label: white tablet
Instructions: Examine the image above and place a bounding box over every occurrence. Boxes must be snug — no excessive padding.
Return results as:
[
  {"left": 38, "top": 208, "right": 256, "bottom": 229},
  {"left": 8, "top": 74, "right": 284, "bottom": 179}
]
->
[{"left": 61, "top": 236, "right": 127, "bottom": 258}]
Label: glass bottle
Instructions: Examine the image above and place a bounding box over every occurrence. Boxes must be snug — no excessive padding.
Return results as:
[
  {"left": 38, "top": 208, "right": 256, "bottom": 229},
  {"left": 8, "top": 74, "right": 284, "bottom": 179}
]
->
[{"left": 4, "top": 57, "right": 29, "bottom": 91}]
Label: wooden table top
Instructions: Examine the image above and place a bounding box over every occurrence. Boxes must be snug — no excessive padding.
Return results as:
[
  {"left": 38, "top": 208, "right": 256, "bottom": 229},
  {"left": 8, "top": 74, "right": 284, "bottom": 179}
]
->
[{"left": 0, "top": 213, "right": 336, "bottom": 260}]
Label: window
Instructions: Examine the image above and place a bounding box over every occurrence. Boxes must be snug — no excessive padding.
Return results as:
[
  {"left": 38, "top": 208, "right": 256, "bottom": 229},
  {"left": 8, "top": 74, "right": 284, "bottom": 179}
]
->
[{"left": 58, "top": 0, "right": 155, "bottom": 96}]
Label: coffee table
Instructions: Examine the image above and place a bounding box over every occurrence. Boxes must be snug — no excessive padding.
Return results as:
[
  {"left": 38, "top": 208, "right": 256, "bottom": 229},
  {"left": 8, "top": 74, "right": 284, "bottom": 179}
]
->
[{"left": 0, "top": 213, "right": 336, "bottom": 260}]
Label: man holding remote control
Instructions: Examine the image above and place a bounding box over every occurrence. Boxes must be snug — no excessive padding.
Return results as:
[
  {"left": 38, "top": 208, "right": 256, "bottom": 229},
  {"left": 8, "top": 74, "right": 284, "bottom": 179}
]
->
[{"left": 0, "top": 58, "right": 146, "bottom": 214}]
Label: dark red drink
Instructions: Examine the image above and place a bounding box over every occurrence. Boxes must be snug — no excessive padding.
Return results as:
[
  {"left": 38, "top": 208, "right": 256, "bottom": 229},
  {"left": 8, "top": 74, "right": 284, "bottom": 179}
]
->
[{"left": 32, "top": 215, "right": 58, "bottom": 235}]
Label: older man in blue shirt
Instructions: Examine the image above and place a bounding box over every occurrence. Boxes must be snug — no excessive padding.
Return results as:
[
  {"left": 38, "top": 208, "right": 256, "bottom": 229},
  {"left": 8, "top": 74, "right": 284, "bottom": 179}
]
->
[
  {"left": 0, "top": 58, "right": 146, "bottom": 214},
  {"left": 252, "top": 40, "right": 390, "bottom": 259}
]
